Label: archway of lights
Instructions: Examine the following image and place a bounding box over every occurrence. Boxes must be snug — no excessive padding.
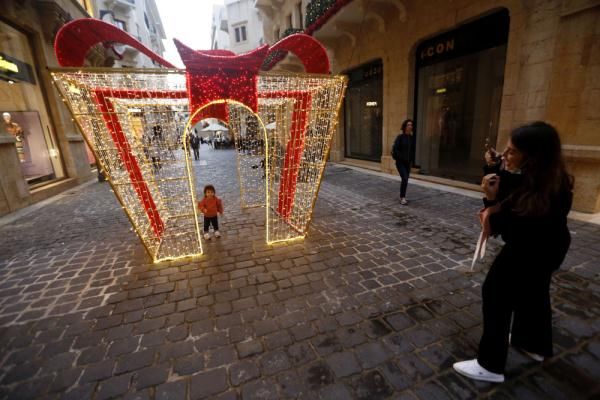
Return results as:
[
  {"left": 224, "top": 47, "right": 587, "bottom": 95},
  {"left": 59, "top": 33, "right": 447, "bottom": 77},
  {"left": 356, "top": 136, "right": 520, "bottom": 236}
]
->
[{"left": 51, "top": 19, "right": 347, "bottom": 262}]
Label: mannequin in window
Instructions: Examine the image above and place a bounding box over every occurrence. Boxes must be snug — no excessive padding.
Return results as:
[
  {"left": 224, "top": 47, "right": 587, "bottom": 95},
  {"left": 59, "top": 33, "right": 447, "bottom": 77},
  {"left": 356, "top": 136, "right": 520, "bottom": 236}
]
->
[{"left": 2, "top": 112, "right": 26, "bottom": 162}]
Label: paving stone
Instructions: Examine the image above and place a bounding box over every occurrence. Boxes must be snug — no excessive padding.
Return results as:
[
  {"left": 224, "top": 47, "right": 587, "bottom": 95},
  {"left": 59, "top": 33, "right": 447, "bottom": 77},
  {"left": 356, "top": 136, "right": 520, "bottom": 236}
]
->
[
  {"left": 262, "top": 330, "right": 291, "bottom": 350},
  {"left": 276, "top": 370, "right": 305, "bottom": 398},
  {"left": 159, "top": 341, "right": 195, "bottom": 362},
  {"left": 194, "top": 333, "right": 228, "bottom": 352},
  {"left": 385, "top": 312, "right": 415, "bottom": 331},
  {"left": 241, "top": 378, "right": 279, "bottom": 400},
  {"left": 355, "top": 342, "right": 390, "bottom": 369},
  {"left": 312, "top": 334, "right": 343, "bottom": 356},
  {"left": 123, "top": 389, "right": 152, "bottom": 400},
  {"left": 7, "top": 376, "right": 53, "bottom": 400},
  {"left": 236, "top": 339, "right": 263, "bottom": 358},
  {"left": 259, "top": 350, "right": 291, "bottom": 376},
  {"left": 141, "top": 330, "right": 168, "bottom": 348},
  {"left": 320, "top": 383, "right": 354, "bottom": 400},
  {"left": 436, "top": 372, "right": 478, "bottom": 399},
  {"left": 336, "top": 311, "right": 362, "bottom": 326},
  {"left": 414, "top": 380, "right": 454, "bottom": 400},
  {"left": 395, "top": 353, "right": 435, "bottom": 381},
  {"left": 352, "top": 370, "right": 393, "bottom": 400},
  {"left": 96, "top": 373, "right": 131, "bottom": 400},
  {"left": 230, "top": 360, "right": 260, "bottom": 386},
  {"left": 336, "top": 326, "right": 367, "bottom": 348},
  {"left": 134, "top": 364, "right": 169, "bottom": 389},
  {"left": 300, "top": 361, "right": 334, "bottom": 391},
  {"left": 325, "top": 351, "right": 361, "bottom": 378},
  {"left": 107, "top": 337, "right": 139, "bottom": 357},
  {"left": 253, "top": 319, "right": 278, "bottom": 336},
  {"left": 190, "top": 368, "right": 228, "bottom": 399},
  {"left": 287, "top": 342, "right": 317, "bottom": 366},
  {"left": 2, "top": 362, "right": 40, "bottom": 384},
  {"left": 206, "top": 346, "right": 237, "bottom": 368},
  {"left": 155, "top": 380, "right": 187, "bottom": 400},
  {"left": 80, "top": 360, "right": 114, "bottom": 383},
  {"left": 173, "top": 354, "right": 204, "bottom": 376},
  {"left": 380, "top": 360, "right": 411, "bottom": 391},
  {"left": 49, "top": 368, "right": 83, "bottom": 392},
  {"left": 115, "top": 349, "right": 155, "bottom": 374}
]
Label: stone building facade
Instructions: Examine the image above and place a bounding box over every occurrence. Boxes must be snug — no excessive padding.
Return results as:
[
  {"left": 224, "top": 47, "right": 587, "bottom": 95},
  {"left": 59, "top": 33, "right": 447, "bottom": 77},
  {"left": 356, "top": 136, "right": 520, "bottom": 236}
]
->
[
  {"left": 211, "top": 0, "right": 264, "bottom": 53},
  {"left": 0, "top": 0, "right": 108, "bottom": 216},
  {"left": 257, "top": 0, "right": 600, "bottom": 213},
  {"left": 88, "top": 0, "right": 167, "bottom": 68}
]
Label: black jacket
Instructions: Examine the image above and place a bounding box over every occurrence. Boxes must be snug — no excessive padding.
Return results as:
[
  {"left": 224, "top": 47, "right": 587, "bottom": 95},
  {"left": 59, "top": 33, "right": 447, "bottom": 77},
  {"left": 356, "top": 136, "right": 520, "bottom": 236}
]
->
[
  {"left": 392, "top": 133, "right": 412, "bottom": 164},
  {"left": 485, "top": 165, "right": 572, "bottom": 267}
]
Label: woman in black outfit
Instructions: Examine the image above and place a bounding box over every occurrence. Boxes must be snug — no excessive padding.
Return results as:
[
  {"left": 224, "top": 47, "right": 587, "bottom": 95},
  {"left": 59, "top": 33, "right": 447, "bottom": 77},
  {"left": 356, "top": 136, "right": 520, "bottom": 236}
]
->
[
  {"left": 392, "top": 119, "right": 413, "bottom": 205},
  {"left": 454, "top": 121, "right": 573, "bottom": 383}
]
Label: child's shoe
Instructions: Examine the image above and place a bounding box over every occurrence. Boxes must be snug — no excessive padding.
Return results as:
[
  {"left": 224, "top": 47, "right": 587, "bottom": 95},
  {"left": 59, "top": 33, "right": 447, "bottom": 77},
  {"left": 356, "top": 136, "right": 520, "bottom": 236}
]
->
[
  {"left": 203, "top": 232, "right": 211, "bottom": 240},
  {"left": 214, "top": 231, "right": 221, "bottom": 238}
]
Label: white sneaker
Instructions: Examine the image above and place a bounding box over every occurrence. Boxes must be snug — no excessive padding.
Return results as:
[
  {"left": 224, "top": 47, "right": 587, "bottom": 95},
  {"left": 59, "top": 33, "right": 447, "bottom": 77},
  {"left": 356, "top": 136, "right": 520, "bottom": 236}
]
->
[
  {"left": 214, "top": 230, "right": 221, "bottom": 238},
  {"left": 453, "top": 359, "right": 505, "bottom": 383},
  {"left": 400, "top": 198, "right": 408, "bottom": 205},
  {"left": 203, "top": 233, "right": 211, "bottom": 240}
]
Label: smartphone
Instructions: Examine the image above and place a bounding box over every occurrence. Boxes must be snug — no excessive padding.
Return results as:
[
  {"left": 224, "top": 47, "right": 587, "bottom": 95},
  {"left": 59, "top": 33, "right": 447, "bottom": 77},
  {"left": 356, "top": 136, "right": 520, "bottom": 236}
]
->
[{"left": 485, "top": 138, "right": 499, "bottom": 162}]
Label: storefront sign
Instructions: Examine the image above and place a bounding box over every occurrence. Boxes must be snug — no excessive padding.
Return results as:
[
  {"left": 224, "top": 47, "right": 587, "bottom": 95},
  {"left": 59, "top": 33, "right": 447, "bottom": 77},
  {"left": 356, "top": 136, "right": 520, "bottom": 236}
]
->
[
  {"left": 0, "top": 53, "right": 36, "bottom": 85},
  {"left": 416, "top": 9, "right": 509, "bottom": 68},
  {"left": 346, "top": 59, "right": 383, "bottom": 87},
  {"left": 420, "top": 39, "right": 455, "bottom": 62}
]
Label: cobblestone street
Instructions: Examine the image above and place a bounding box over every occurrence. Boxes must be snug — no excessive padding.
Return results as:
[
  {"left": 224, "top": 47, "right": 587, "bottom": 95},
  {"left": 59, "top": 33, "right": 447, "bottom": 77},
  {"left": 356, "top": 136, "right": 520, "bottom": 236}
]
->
[{"left": 1, "top": 145, "right": 599, "bottom": 399}]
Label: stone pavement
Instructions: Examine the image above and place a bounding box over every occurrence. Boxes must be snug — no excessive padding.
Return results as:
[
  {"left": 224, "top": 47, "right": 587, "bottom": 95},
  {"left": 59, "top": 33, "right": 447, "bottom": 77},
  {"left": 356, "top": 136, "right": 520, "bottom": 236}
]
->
[{"left": 0, "top": 145, "right": 599, "bottom": 400}]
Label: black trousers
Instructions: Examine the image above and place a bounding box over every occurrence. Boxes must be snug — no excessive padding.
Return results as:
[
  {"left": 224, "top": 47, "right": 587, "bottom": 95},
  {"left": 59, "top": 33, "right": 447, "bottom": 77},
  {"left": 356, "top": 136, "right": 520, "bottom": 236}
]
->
[
  {"left": 395, "top": 161, "right": 410, "bottom": 197},
  {"left": 203, "top": 216, "right": 219, "bottom": 232},
  {"left": 193, "top": 147, "right": 200, "bottom": 160},
  {"left": 477, "top": 246, "right": 557, "bottom": 373}
]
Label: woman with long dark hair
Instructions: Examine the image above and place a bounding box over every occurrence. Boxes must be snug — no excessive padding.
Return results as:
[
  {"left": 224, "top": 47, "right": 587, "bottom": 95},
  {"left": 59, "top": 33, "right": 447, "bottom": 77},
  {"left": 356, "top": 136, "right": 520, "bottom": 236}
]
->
[
  {"left": 391, "top": 119, "right": 414, "bottom": 205},
  {"left": 454, "top": 121, "right": 573, "bottom": 383}
]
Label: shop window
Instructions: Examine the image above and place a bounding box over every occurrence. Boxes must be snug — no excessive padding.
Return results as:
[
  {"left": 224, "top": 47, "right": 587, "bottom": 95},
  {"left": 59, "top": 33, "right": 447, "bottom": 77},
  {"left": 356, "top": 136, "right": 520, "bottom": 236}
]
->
[
  {"left": 344, "top": 60, "right": 383, "bottom": 162},
  {"left": 414, "top": 9, "right": 509, "bottom": 184},
  {"left": 0, "top": 21, "right": 64, "bottom": 186}
]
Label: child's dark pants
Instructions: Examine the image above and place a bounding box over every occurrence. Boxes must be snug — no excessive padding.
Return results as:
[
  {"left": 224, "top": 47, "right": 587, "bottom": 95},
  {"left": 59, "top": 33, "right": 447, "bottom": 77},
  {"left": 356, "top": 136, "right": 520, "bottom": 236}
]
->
[{"left": 204, "top": 216, "right": 219, "bottom": 232}]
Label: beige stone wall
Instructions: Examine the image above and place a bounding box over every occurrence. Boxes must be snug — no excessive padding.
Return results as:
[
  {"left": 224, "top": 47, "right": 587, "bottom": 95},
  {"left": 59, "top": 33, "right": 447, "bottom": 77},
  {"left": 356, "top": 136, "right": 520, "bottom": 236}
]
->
[
  {"left": 546, "top": 5, "right": 600, "bottom": 212},
  {"left": 295, "top": 0, "right": 600, "bottom": 212}
]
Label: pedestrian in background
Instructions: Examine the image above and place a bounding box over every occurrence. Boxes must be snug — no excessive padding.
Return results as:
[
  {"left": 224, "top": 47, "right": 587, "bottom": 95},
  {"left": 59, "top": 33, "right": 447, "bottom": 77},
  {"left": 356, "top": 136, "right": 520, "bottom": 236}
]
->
[
  {"left": 190, "top": 133, "right": 200, "bottom": 161},
  {"left": 454, "top": 121, "right": 573, "bottom": 383},
  {"left": 198, "top": 184, "right": 223, "bottom": 240},
  {"left": 391, "top": 119, "right": 414, "bottom": 205}
]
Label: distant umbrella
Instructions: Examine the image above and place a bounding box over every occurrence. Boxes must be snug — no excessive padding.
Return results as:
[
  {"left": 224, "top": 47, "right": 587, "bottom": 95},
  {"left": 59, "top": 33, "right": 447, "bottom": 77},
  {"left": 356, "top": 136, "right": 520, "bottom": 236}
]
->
[{"left": 201, "top": 123, "right": 229, "bottom": 132}]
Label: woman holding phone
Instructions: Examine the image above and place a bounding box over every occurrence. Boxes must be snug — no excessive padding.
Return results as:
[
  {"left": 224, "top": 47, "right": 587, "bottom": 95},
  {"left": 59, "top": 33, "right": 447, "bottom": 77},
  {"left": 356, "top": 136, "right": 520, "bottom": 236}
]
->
[{"left": 454, "top": 121, "right": 573, "bottom": 383}]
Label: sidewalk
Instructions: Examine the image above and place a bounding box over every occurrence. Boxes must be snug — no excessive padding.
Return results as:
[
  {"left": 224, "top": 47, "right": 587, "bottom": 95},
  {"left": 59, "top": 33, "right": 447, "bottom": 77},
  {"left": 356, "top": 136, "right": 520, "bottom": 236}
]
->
[{"left": 0, "top": 146, "right": 598, "bottom": 399}]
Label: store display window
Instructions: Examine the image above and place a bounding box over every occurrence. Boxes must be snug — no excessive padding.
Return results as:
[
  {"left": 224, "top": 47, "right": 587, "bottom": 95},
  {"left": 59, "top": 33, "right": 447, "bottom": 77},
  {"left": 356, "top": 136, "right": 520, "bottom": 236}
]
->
[
  {"left": 414, "top": 10, "right": 509, "bottom": 184},
  {"left": 0, "top": 20, "right": 64, "bottom": 186},
  {"left": 344, "top": 59, "right": 383, "bottom": 162}
]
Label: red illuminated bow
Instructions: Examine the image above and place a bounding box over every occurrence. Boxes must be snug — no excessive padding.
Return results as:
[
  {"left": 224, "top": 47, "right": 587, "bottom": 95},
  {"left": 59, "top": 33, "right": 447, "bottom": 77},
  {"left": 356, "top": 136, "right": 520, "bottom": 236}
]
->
[{"left": 54, "top": 18, "right": 330, "bottom": 122}]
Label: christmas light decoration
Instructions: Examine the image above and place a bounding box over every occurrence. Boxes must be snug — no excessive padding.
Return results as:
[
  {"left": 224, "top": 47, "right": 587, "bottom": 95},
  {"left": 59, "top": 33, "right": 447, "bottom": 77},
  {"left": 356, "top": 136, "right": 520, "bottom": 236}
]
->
[{"left": 52, "top": 19, "right": 346, "bottom": 262}]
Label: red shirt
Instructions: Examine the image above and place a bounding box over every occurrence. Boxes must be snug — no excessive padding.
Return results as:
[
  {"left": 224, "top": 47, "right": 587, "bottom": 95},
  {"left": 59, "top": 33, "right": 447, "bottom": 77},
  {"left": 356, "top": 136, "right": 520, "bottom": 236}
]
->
[{"left": 198, "top": 196, "right": 223, "bottom": 217}]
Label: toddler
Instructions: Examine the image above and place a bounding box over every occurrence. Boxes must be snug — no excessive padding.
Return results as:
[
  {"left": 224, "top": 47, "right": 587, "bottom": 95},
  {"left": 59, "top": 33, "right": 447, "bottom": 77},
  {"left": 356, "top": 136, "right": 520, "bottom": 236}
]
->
[{"left": 198, "top": 184, "right": 223, "bottom": 240}]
